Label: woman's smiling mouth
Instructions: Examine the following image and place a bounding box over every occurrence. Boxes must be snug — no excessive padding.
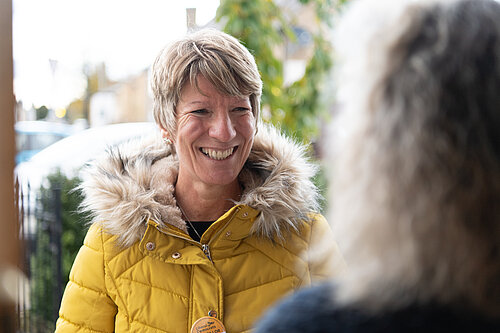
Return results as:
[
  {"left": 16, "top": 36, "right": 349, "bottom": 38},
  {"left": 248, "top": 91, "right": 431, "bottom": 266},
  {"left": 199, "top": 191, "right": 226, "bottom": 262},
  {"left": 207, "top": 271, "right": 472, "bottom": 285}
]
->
[{"left": 200, "top": 147, "right": 237, "bottom": 160}]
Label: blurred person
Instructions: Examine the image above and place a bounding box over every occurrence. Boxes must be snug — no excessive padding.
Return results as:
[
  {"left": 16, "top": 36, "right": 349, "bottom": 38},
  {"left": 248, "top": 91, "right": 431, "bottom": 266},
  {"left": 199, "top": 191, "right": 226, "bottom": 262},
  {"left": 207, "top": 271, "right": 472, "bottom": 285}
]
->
[
  {"left": 54, "top": 29, "right": 343, "bottom": 333},
  {"left": 255, "top": 0, "right": 500, "bottom": 331}
]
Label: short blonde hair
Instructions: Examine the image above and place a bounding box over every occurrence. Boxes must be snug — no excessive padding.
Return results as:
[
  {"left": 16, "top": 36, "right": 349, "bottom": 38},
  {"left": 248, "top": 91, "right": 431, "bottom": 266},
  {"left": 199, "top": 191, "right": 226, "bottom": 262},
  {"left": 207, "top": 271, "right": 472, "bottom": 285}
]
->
[{"left": 150, "top": 29, "right": 262, "bottom": 136}]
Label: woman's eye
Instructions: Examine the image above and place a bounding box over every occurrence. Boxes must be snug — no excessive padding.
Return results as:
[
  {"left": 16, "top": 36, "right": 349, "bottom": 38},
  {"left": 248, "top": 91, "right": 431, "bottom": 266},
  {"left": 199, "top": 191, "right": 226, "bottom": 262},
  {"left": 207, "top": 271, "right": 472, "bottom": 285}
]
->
[
  {"left": 233, "top": 107, "right": 251, "bottom": 113},
  {"left": 191, "top": 109, "right": 208, "bottom": 114}
]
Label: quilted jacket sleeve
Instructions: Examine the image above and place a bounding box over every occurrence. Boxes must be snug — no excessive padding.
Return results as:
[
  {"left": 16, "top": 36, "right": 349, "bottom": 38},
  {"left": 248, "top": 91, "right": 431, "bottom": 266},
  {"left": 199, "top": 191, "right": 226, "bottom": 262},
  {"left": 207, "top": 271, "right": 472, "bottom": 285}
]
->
[
  {"left": 308, "top": 214, "right": 346, "bottom": 281},
  {"left": 55, "top": 223, "right": 117, "bottom": 332}
]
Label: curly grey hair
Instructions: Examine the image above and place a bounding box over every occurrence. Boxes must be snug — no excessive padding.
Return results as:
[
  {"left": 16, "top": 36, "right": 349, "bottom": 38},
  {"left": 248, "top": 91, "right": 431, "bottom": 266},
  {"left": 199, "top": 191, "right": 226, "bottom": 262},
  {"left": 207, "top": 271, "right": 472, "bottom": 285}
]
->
[{"left": 328, "top": 0, "right": 500, "bottom": 318}]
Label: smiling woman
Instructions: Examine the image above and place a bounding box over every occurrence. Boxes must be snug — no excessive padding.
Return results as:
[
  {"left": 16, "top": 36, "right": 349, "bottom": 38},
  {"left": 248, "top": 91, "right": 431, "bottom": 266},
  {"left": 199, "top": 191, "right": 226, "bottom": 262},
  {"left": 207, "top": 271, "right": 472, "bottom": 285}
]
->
[{"left": 54, "top": 29, "right": 345, "bottom": 333}]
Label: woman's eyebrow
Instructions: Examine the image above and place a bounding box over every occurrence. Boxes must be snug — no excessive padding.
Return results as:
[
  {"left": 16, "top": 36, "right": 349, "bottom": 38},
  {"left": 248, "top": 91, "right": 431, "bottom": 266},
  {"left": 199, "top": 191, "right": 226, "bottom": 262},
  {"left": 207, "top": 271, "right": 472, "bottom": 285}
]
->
[{"left": 184, "top": 100, "right": 207, "bottom": 106}]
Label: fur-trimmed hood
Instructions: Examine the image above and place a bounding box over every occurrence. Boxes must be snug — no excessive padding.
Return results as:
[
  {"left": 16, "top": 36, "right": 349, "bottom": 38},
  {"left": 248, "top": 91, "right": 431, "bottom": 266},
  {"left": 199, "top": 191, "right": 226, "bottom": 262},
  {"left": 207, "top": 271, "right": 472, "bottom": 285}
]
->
[{"left": 79, "top": 123, "right": 320, "bottom": 247}]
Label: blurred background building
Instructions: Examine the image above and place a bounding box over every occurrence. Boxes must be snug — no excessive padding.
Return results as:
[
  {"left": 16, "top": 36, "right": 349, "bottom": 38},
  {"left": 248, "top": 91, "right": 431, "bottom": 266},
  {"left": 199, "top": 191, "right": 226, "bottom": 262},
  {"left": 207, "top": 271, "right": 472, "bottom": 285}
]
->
[{"left": 14, "top": 0, "right": 332, "bottom": 133}]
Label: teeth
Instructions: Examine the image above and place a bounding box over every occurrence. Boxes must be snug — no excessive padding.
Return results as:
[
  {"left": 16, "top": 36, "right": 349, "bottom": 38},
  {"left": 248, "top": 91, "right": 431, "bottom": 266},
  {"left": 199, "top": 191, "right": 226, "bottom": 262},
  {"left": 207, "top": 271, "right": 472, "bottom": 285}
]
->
[{"left": 201, "top": 147, "right": 234, "bottom": 160}]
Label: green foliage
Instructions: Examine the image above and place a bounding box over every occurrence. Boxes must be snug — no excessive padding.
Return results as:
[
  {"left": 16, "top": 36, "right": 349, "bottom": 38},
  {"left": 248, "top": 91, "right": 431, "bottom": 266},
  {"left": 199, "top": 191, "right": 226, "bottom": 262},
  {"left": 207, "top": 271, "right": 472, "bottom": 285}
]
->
[
  {"left": 29, "top": 170, "right": 89, "bottom": 331},
  {"left": 282, "top": 35, "right": 333, "bottom": 140},
  {"left": 35, "top": 105, "right": 49, "bottom": 120},
  {"left": 217, "top": 0, "right": 341, "bottom": 143},
  {"left": 313, "top": 163, "right": 329, "bottom": 213}
]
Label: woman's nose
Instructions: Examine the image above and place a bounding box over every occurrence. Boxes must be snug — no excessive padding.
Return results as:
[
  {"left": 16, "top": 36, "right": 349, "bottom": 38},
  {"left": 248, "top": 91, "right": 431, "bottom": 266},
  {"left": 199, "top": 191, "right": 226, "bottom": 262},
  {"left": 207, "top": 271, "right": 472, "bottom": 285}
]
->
[{"left": 208, "top": 112, "right": 236, "bottom": 142}]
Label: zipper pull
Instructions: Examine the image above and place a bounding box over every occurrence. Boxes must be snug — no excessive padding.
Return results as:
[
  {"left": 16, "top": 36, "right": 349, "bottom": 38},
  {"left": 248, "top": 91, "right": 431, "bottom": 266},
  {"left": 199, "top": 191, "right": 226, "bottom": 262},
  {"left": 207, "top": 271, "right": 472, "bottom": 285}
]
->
[{"left": 202, "top": 244, "right": 213, "bottom": 262}]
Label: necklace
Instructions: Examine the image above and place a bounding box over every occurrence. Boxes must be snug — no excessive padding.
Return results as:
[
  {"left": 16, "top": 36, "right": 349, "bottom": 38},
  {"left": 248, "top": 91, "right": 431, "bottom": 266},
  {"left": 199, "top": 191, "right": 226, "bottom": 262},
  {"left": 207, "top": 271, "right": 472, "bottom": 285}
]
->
[{"left": 177, "top": 203, "right": 202, "bottom": 240}]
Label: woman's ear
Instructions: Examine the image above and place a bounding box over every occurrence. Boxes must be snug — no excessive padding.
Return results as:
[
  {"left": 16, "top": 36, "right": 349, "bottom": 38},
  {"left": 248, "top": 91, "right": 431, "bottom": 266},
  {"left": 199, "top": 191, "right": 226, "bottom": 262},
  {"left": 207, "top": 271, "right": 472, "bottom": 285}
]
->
[{"left": 160, "top": 128, "right": 173, "bottom": 145}]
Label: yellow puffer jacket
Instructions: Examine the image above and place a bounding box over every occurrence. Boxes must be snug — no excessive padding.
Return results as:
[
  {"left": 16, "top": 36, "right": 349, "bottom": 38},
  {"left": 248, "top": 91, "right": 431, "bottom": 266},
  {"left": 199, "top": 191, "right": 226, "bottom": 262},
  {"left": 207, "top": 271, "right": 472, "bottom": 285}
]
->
[{"left": 55, "top": 125, "right": 344, "bottom": 332}]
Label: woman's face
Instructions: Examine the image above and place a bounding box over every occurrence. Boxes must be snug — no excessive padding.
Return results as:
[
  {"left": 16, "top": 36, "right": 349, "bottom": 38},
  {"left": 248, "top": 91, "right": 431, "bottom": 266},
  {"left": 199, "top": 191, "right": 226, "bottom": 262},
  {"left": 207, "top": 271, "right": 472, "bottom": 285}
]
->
[{"left": 171, "top": 75, "right": 255, "bottom": 188}]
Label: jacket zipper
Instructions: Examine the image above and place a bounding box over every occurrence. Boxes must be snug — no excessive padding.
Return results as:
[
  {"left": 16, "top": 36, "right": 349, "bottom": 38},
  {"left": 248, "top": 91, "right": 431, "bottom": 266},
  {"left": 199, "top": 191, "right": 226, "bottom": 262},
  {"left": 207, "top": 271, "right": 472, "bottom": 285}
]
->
[
  {"left": 200, "top": 206, "right": 241, "bottom": 263},
  {"left": 154, "top": 206, "right": 241, "bottom": 263},
  {"left": 200, "top": 209, "right": 237, "bottom": 262},
  {"left": 202, "top": 244, "right": 212, "bottom": 262}
]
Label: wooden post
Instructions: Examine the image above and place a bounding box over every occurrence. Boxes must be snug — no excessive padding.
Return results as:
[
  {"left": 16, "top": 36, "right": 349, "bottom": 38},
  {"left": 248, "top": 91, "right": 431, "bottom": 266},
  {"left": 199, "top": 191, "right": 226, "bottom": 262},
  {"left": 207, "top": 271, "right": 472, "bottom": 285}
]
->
[{"left": 0, "top": 0, "right": 18, "bottom": 331}]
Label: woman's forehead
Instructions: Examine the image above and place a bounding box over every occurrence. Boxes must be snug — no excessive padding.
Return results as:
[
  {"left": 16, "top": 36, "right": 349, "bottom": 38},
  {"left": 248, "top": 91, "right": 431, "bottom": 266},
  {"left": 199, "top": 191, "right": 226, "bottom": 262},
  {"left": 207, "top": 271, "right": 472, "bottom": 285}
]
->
[{"left": 180, "top": 76, "right": 250, "bottom": 104}]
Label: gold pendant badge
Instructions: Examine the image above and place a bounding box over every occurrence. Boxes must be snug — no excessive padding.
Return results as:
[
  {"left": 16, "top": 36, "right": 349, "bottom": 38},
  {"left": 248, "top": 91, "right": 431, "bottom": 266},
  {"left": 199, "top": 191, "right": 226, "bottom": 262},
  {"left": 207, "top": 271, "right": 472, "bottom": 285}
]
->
[{"left": 190, "top": 316, "right": 226, "bottom": 333}]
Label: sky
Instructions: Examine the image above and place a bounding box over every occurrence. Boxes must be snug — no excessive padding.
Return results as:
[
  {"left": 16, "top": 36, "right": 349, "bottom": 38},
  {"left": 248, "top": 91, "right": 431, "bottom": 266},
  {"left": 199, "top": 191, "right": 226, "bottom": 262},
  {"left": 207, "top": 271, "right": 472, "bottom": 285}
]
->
[{"left": 13, "top": 0, "right": 220, "bottom": 110}]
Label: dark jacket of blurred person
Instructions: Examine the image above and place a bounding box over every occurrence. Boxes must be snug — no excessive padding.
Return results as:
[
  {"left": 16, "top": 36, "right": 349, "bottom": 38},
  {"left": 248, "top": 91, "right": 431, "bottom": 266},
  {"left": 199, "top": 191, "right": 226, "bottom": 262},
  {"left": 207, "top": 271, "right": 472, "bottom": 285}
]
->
[{"left": 255, "top": 0, "right": 500, "bottom": 331}]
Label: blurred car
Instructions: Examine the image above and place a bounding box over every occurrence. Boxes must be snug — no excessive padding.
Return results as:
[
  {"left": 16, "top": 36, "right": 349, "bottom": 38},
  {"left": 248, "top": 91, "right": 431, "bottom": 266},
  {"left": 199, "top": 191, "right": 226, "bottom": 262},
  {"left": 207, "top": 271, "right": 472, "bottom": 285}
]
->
[
  {"left": 15, "top": 120, "right": 77, "bottom": 164},
  {"left": 15, "top": 122, "right": 158, "bottom": 189}
]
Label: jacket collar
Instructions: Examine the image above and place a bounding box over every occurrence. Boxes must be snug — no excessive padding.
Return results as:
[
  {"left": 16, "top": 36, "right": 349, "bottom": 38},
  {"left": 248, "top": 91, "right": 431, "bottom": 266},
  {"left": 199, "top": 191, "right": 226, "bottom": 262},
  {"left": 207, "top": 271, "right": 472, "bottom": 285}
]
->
[{"left": 79, "top": 123, "right": 320, "bottom": 247}]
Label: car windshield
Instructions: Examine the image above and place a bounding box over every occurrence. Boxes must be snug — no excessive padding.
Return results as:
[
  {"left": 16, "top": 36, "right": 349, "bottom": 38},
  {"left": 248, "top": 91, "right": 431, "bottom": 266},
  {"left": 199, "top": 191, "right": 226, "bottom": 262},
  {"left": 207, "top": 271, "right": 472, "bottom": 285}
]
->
[{"left": 16, "top": 132, "right": 68, "bottom": 152}]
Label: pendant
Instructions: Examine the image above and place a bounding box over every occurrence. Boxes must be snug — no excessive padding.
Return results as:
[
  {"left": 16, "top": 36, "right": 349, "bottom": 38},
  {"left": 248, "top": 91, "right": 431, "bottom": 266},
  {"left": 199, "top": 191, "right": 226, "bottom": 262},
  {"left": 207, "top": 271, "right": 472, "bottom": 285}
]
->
[{"left": 190, "top": 316, "right": 226, "bottom": 333}]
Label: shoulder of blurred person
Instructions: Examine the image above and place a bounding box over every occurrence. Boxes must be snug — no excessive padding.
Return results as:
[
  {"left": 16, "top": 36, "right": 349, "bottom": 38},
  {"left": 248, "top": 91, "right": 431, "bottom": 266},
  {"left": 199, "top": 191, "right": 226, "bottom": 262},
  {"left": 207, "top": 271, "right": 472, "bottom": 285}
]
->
[{"left": 255, "top": 282, "right": 500, "bottom": 333}]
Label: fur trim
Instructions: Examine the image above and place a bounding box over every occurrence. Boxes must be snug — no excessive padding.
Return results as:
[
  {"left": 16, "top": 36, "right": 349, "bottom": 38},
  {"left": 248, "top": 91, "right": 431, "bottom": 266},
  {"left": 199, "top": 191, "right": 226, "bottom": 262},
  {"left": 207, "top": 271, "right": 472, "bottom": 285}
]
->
[{"left": 79, "top": 124, "right": 320, "bottom": 247}]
